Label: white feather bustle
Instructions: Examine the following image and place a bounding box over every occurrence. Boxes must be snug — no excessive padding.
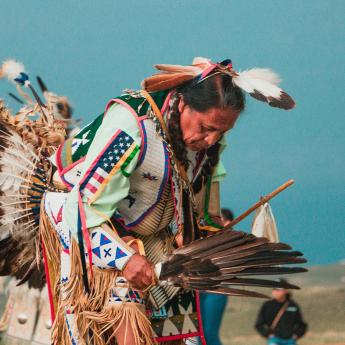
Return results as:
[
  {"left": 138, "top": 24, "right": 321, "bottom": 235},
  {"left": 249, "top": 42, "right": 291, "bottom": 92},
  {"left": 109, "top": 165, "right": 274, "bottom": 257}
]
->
[{"left": 0, "top": 60, "right": 26, "bottom": 82}]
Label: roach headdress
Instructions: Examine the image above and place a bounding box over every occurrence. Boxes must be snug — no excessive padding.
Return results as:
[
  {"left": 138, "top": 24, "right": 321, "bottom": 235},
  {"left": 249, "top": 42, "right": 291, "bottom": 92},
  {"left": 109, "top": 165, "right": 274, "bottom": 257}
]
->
[{"left": 142, "top": 57, "right": 295, "bottom": 110}]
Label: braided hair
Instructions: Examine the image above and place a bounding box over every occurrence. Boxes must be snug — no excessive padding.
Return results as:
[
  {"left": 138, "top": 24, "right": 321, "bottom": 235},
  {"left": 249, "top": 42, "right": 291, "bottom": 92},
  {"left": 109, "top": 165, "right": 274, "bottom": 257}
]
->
[{"left": 167, "top": 73, "right": 245, "bottom": 192}]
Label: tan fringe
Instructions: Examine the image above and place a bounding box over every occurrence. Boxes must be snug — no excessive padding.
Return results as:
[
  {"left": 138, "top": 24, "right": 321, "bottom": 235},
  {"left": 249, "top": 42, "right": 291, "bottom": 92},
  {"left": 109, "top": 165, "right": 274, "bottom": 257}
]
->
[
  {"left": 40, "top": 201, "right": 154, "bottom": 345},
  {"left": 0, "top": 295, "right": 13, "bottom": 332},
  {"left": 51, "top": 302, "right": 72, "bottom": 345},
  {"left": 82, "top": 302, "right": 154, "bottom": 345},
  {"left": 39, "top": 201, "right": 62, "bottom": 320},
  {"left": 39, "top": 200, "right": 61, "bottom": 270}
]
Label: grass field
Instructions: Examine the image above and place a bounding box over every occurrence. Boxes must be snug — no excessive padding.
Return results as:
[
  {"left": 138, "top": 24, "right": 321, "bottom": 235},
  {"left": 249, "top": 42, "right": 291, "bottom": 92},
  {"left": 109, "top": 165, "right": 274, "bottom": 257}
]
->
[{"left": 220, "top": 264, "right": 345, "bottom": 345}]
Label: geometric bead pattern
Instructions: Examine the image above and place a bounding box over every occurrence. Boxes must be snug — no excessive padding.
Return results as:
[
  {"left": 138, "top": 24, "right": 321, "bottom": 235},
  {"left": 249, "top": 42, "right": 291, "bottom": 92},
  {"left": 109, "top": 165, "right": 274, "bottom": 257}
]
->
[
  {"left": 110, "top": 277, "right": 145, "bottom": 305},
  {"left": 89, "top": 226, "right": 133, "bottom": 271}
]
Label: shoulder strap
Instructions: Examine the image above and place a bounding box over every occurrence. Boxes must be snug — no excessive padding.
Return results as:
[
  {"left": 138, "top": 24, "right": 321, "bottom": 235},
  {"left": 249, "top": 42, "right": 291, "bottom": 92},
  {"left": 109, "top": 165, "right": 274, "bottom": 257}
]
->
[
  {"left": 141, "top": 90, "right": 189, "bottom": 184},
  {"left": 270, "top": 301, "right": 290, "bottom": 331}
]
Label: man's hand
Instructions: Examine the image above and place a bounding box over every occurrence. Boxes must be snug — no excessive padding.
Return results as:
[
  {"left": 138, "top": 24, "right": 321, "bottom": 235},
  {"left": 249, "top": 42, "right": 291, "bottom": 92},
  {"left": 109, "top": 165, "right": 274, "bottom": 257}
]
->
[{"left": 123, "top": 254, "right": 155, "bottom": 290}]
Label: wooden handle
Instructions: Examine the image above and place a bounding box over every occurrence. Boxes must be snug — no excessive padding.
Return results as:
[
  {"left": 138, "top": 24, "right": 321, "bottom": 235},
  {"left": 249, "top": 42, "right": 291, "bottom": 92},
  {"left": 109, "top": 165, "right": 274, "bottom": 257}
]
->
[{"left": 225, "top": 179, "right": 295, "bottom": 229}]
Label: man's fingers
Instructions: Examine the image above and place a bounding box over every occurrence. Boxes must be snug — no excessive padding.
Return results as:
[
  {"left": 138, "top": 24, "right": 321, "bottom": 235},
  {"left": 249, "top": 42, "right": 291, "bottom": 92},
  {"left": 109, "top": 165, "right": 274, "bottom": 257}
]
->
[
  {"left": 141, "top": 275, "right": 152, "bottom": 288},
  {"left": 122, "top": 254, "right": 156, "bottom": 290}
]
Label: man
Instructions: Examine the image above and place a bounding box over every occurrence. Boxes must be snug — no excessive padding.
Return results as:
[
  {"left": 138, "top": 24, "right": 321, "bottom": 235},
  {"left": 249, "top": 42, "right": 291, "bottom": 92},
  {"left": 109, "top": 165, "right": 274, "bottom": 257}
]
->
[
  {"left": 0, "top": 57, "right": 300, "bottom": 345},
  {"left": 255, "top": 280, "right": 307, "bottom": 345}
]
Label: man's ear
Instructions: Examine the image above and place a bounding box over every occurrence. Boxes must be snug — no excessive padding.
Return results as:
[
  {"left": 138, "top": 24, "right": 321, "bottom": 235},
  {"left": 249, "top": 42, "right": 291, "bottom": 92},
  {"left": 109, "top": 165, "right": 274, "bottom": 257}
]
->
[{"left": 178, "top": 97, "right": 185, "bottom": 114}]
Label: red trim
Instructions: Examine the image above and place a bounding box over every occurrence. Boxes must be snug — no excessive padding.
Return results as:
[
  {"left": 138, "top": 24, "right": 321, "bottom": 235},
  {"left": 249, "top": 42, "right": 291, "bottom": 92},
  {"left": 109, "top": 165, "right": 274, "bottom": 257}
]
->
[
  {"left": 196, "top": 291, "right": 207, "bottom": 345},
  {"left": 59, "top": 156, "right": 85, "bottom": 176},
  {"left": 78, "top": 192, "right": 93, "bottom": 276},
  {"left": 78, "top": 129, "right": 121, "bottom": 186},
  {"left": 55, "top": 142, "right": 64, "bottom": 172},
  {"left": 201, "top": 63, "right": 217, "bottom": 79},
  {"left": 41, "top": 237, "right": 55, "bottom": 323},
  {"left": 155, "top": 291, "right": 205, "bottom": 343},
  {"left": 155, "top": 332, "right": 200, "bottom": 342}
]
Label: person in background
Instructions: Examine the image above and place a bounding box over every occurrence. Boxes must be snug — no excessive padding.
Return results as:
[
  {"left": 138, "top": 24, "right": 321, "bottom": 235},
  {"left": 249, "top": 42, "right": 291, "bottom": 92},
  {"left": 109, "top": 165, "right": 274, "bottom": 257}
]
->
[
  {"left": 199, "top": 208, "right": 234, "bottom": 345},
  {"left": 255, "top": 280, "right": 307, "bottom": 345}
]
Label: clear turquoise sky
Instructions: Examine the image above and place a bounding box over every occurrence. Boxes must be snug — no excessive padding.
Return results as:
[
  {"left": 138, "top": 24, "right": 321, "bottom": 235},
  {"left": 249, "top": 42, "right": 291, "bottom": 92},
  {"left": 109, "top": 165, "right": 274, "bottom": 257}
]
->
[{"left": 0, "top": 0, "right": 344, "bottom": 264}]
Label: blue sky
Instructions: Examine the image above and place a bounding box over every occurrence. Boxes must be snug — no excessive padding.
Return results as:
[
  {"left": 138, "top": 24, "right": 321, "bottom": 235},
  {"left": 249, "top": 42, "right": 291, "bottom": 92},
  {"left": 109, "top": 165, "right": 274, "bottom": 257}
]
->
[{"left": 0, "top": 0, "right": 344, "bottom": 264}]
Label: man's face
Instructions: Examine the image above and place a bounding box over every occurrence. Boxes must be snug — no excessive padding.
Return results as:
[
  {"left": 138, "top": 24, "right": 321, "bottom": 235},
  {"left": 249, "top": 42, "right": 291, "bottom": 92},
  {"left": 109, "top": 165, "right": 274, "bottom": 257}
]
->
[
  {"left": 272, "top": 289, "right": 289, "bottom": 301},
  {"left": 179, "top": 98, "right": 240, "bottom": 151}
]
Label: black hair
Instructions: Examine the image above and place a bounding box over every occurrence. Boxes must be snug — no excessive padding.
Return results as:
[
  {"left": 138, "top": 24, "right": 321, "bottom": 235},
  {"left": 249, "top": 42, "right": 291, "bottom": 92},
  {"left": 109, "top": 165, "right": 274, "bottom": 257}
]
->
[
  {"left": 167, "top": 73, "right": 245, "bottom": 192},
  {"left": 179, "top": 73, "right": 245, "bottom": 113},
  {"left": 221, "top": 208, "right": 234, "bottom": 222}
]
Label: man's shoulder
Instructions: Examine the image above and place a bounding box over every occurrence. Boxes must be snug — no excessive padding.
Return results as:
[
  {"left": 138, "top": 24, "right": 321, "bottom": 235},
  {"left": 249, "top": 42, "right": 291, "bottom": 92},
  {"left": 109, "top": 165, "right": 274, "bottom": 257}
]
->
[
  {"left": 287, "top": 299, "right": 300, "bottom": 310},
  {"left": 115, "top": 90, "right": 170, "bottom": 116},
  {"left": 262, "top": 299, "right": 276, "bottom": 308}
]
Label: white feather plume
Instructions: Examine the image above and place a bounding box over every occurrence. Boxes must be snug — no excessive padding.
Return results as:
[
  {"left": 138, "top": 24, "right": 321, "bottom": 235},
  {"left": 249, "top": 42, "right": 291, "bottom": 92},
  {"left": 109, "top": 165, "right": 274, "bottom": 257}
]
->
[
  {"left": 192, "top": 57, "right": 212, "bottom": 65},
  {"left": 233, "top": 73, "right": 282, "bottom": 97},
  {"left": 0, "top": 59, "right": 26, "bottom": 82},
  {"left": 238, "top": 68, "right": 281, "bottom": 85},
  {"left": 233, "top": 68, "right": 282, "bottom": 96},
  {"left": 232, "top": 68, "right": 295, "bottom": 109}
]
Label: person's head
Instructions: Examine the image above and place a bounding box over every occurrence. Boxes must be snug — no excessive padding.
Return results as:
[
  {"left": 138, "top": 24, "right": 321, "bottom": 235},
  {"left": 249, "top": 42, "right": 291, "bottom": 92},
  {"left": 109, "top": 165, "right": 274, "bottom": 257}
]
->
[
  {"left": 221, "top": 208, "right": 234, "bottom": 227},
  {"left": 176, "top": 73, "right": 245, "bottom": 151},
  {"left": 272, "top": 279, "right": 291, "bottom": 302},
  {"left": 272, "top": 288, "right": 290, "bottom": 302}
]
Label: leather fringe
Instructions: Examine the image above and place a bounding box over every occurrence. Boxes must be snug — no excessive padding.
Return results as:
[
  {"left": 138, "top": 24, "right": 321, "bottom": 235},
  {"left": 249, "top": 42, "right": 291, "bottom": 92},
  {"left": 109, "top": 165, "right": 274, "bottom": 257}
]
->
[
  {"left": 82, "top": 302, "right": 154, "bottom": 345},
  {"left": 40, "top": 202, "right": 154, "bottom": 345}
]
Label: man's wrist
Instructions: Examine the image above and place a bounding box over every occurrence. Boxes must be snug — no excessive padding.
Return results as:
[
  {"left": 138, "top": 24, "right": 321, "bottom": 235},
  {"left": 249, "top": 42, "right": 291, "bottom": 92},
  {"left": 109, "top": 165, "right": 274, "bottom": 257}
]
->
[{"left": 119, "top": 251, "right": 134, "bottom": 271}]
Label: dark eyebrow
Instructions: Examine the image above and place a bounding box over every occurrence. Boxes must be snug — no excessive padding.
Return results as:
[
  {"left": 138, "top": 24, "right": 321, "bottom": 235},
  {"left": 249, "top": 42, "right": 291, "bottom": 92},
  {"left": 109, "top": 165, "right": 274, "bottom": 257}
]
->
[{"left": 204, "top": 124, "right": 225, "bottom": 132}]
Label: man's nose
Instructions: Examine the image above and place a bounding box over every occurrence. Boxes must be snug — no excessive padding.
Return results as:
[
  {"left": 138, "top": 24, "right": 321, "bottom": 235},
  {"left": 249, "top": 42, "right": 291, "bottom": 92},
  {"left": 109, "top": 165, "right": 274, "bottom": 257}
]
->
[{"left": 205, "top": 132, "right": 220, "bottom": 146}]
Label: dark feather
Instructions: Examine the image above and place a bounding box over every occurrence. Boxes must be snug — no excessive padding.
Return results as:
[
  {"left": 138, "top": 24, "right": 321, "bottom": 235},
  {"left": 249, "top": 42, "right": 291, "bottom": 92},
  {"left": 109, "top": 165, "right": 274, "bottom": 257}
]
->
[
  {"left": 36, "top": 76, "right": 48, "bottom": 93},
  {"left": 159, "top": 229, "right": 307, "bottom": 296},
  {"left": 250, "top": 90, "right": 295, "bottom": 110},
  {"left": 8, "top": 92, "right": 24, "bottom": 105}
]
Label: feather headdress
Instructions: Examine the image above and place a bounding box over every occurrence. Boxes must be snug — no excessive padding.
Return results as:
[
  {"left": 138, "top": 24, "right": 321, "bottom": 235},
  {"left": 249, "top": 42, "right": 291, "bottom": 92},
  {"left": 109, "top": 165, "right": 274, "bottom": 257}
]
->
[{"left": 142, "top": 57, "right": 295, "bottom": 110}]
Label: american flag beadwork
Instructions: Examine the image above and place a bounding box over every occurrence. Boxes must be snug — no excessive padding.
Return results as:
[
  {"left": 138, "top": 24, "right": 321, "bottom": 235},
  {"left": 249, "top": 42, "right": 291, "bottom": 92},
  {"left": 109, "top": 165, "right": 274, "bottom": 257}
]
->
[{"left": 79, "top": 130, "right": 139, "bottom": 203}]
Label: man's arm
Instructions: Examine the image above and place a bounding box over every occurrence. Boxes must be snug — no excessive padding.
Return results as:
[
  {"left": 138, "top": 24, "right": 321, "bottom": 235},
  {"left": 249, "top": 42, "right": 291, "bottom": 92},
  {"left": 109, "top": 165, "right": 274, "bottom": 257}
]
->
[
  {"left": 64, "top": 103, "right": 154, "bottom": 288},
  {"left": 292, "top": 304, "right": 308, "bottom": 338},
  {"left": 255, "top": 304, "right": 271, "bottom": 338}
]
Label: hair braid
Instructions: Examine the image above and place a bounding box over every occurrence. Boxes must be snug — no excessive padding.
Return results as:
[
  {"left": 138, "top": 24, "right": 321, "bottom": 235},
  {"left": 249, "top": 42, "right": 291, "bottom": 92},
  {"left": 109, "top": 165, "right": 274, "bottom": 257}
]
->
[
  {"left": 167, "top": 95, "right": 221, "bottom": 193},
  {"left": 167, "top": 95, "right": 190, "bottom": 171}
]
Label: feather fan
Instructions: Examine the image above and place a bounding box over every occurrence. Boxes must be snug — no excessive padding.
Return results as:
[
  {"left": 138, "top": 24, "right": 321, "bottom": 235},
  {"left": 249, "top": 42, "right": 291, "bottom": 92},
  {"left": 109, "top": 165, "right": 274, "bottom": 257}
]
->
[{"left": 156, "top": 230, "right": 306, "bottom": 297}]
